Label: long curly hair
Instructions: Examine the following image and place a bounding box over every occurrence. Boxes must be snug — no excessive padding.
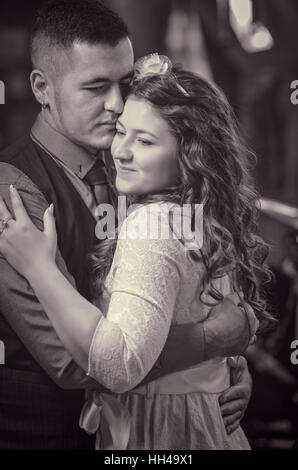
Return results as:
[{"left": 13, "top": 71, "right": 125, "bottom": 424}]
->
[{"left": 90, "top": 66, "right": 274, "bottom": 330}]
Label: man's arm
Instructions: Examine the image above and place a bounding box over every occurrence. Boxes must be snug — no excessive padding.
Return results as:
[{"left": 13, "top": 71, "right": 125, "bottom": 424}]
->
[
  {"left": 143, "top": 293, "right": 258, "bottom": 381},
  {"left": 0, "top": 164, "right": 98, "bottom": 390},
  {"left": 142, "top": 295, "right": 254, "bottom": 433}
]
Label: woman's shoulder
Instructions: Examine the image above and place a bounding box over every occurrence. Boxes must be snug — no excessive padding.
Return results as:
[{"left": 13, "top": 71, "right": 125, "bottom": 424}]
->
[
  {"left": 118, "top": 201, "right": 180, "bottom": 241},
  {"left": 116, "top": 201, "right": 188, "bottom": 259},
  {"left": 116, "top": 201, "right": 204, "bottom": 273}
]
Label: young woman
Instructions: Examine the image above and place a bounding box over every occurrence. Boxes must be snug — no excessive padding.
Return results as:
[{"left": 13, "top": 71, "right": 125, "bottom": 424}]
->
[{"left": 0, "top": 54, "right": 270, "bottom": 449}]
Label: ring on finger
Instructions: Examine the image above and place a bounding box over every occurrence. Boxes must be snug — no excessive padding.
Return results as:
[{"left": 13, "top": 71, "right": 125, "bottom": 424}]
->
[{"left": 0, "top": 216, "right": 13, "bottom": 235}]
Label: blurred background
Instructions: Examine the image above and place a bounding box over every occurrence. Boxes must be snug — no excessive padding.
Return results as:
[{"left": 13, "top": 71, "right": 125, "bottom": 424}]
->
[{"left": 1, "top": 0, "right": 298, "bottom": 450}]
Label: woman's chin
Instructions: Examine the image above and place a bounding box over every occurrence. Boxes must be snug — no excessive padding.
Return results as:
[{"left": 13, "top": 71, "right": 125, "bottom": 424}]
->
[
  {"left": 115, "top": 176, "right": 152, "bottom": 196},
  {"left": 115, "top": 179, "right": 136, "bottom": 195}
]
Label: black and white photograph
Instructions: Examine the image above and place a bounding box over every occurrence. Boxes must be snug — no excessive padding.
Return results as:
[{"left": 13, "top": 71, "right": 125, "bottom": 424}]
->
[{"left": 0, "top": 0, "right": 298, "bottom": 453}]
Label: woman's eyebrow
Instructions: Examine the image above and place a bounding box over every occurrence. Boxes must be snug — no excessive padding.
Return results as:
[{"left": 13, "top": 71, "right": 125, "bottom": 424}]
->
[
  {"left": 117, "top": 119, "right": 125, "bottom": 128},
  {"left": 117, "top": 119, "right": 157, "bottom": 138},
  {"left": 120, "top": 71, "right": 134, "bottom": 82},
  {"left": 135, "top": 128, "right": 157, "bottom": 138}
]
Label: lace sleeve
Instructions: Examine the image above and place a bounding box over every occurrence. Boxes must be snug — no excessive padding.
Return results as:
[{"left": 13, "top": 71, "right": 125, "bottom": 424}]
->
[{"left": 87, "top": 205, "right": 183, "bottom": 393}]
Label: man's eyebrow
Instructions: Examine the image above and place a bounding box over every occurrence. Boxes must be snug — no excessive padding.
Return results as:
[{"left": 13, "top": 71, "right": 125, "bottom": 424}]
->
[
  {"left": 82, "top": 71, "right": 133, "bottom": 87},
  {"left": 117, "top": 120, "right": 157, "bottom": 138},
  {"left": 81, "top": 77, "right": 110, "bottom": 86},
  {"left": 120, "top": 71, "right": 134, "bottom": 81}
]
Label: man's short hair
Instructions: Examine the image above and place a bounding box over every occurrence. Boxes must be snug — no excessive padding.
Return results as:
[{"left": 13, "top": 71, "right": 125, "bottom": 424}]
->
[{"left": 30, "top": 0, "right": 130, "bottom": 71}]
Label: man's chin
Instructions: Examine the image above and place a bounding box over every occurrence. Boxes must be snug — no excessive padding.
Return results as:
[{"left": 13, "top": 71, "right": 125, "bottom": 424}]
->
[{"left": 87, "top": 134, "right": 114, "bottom": 152}]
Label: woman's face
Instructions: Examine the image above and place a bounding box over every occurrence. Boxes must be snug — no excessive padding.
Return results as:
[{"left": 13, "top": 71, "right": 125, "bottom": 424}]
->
[{"left": 111, "top": 95, "right": 179, "bottom": 195}]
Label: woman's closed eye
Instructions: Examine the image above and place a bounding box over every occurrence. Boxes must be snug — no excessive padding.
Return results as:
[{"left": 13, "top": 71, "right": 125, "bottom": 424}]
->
[
  {"left": 137, "top": 137, "right": 154, "bottom": 146},
  {"left": 115, "top": 128, "right": 126, "bottom": 137},
  {"left": 115, "top": 126, "right": 154, "bottom": 145}
]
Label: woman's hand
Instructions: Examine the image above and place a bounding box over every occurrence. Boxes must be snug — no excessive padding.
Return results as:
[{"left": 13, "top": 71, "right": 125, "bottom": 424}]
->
[{"left": 0, "top": 185, "right": 57, "bottom": 279}]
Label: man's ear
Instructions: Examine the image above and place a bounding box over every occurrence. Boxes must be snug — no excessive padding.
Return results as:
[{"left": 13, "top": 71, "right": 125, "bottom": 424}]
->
[{"left": 30, "top": 69, "right": 50, "bottom": 107}]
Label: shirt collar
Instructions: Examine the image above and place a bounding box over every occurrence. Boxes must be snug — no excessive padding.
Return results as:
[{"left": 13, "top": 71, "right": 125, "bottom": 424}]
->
[{"left": 30, "top": 113, "right": 103, "bottom": 179}]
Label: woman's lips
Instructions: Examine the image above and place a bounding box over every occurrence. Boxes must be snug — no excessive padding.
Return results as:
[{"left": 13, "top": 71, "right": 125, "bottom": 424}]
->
[{"left": 117, "top": 166, "right": 137, "bottom": 175}]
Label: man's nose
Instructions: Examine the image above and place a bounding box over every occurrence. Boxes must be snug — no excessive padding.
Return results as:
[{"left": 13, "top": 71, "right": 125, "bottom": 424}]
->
[{"left": 104, "top": 84, "right": 124, "bottom": 115}]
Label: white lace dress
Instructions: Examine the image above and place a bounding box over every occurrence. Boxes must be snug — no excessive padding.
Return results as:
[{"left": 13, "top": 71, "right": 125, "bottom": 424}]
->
[{"left": 86, "top": 203, "right": 250, "bottom": 450}]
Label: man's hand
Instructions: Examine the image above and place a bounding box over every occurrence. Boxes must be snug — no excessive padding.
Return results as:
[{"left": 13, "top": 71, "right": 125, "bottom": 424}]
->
[
  {"left": 219, "top": 356, "right": 252, "bottom": 434},
  {"left": 204, "top": 293, "right": 258, "bottom": 360}
]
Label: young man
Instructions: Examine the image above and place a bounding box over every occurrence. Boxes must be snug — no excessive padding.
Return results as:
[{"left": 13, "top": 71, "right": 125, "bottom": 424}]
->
[{"left": 0, "top": 0, "right": 254, "bottom": 449}]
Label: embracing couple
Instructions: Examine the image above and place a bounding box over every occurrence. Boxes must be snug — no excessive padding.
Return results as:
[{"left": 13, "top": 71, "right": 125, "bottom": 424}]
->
[{"left": 0, "top": 0, "right": 270, "bottom": 450}]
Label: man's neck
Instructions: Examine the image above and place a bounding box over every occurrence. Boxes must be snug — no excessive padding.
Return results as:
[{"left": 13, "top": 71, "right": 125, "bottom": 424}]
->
[{"left": 41, "top": 110, "right": 100, "bottom": 155}]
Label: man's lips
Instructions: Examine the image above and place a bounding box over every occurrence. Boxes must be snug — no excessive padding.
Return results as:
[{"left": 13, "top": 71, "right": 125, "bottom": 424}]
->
[{"left": 100, "top": 120, "right": 117, "bottom": 126}]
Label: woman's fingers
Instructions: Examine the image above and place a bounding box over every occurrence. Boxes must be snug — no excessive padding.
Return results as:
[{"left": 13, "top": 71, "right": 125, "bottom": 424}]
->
[
  {"left": 43, "top": 204, "right": 58, "bottom": 260},
  {"left": 43, "top": 204, "right": 54, "bottom": 235},
  {"left": 0, "top": 196, "right": 14, "bottom": 256},
  {"left": 9, "top": 185, "right": 31, "bottom": 224},
  {"left": 0, "top": 195, "right": 13, "bottom": 222}
]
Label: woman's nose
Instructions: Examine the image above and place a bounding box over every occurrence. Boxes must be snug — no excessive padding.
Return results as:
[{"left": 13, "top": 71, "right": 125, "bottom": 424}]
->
[{"left": 113, "top": 140, "right": 133, "bottom": 161}]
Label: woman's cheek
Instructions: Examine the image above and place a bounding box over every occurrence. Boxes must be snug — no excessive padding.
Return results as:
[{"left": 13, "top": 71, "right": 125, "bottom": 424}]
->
[{"left": 110, "top": 138, "right": 120, "bottom": 159}]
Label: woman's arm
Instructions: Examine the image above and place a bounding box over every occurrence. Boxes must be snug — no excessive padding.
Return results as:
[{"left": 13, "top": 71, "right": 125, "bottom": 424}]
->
[
  {"left": 0, "top": 190, "right": 181, "bottom": 391},
  {"left": 87, "top": 232, "right": 181, "bottom": 392},
  {"left": 28, "top": 234, "right": 181, "bottom": 392}
]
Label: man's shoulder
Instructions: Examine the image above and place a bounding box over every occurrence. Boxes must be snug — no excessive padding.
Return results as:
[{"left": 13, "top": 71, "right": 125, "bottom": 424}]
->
[
  {"left": 0, "top": 134, "right": 33, "bottom": 164},
  {"left": 0, "top": 134, "right": 43, "bottom": 190},
  {"left": 0, "top": 161, "right": 28, "bottom": 186},
  {"left": 0, "top": 135, "right": 42, "bottom": 193},
  {"left": 0, "top": 160, "right": 47, "bottom": 213}
]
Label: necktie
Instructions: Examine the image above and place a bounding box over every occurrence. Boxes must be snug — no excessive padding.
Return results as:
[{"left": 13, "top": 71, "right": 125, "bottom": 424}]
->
[{"left": 84, "top": 159, "right": 110, "bottom": 206}]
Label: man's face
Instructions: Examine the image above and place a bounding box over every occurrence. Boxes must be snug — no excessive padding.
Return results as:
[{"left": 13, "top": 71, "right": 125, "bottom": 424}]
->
[{"left": 48, "top": 38, "right": 134, "bottom": 152}]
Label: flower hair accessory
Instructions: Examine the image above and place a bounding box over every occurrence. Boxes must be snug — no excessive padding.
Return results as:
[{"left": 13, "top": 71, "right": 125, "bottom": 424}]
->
[
  {"left": 134, "top": 53, "right": 172, "bottom": 79},
  {"left": 133, "top": 53, "right": 190, "bottom": 97}
]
